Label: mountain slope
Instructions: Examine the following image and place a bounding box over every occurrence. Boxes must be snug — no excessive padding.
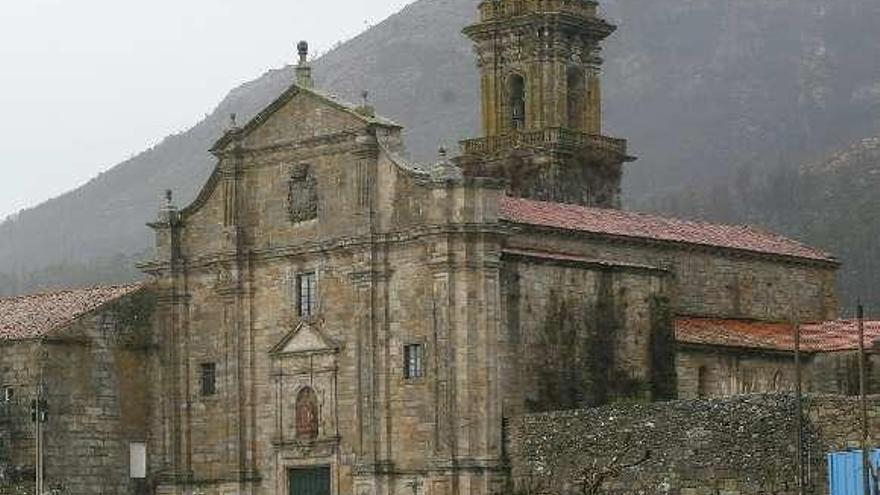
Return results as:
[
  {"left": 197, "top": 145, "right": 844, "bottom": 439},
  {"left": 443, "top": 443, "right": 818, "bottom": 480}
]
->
[
  {"left": 651, "top": 136, "right": 880, "bottom": 315},
  {"left": 0, "top": 0, "right": 878, "bottom": 310}
]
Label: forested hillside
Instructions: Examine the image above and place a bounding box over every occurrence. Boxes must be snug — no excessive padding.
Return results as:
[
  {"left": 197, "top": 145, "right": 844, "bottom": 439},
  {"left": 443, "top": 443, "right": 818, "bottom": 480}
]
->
[
  {"left": 0, "top": 0, "right": 878, "bottom": 311},
  {"left": 652, "top": 137, "right": 880, "bottom": 316}
]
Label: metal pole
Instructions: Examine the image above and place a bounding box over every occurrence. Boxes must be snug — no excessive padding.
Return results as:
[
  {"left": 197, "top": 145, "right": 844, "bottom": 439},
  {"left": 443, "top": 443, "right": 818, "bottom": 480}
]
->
[
  {"left": 35, "top": 381, "right": 42, "bottom": 495},
  {"left": 794, "top": 318, "right": 805, "bottom": 495},
  {"left": 35, "top": 344, "right": 45, "bottom": 495},
  {"left": 858, "top": 302, "right": 870, "bottom": 495},
  {"left": 34, "top": 382, "right": 38, "bottom": 495}
]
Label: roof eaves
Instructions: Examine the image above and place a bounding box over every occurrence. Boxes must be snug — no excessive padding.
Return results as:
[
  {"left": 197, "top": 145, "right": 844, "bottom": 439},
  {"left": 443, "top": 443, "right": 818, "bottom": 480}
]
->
[
  {"left": 0, "top": 283, "right": 145, "bottom": 343},
  {"left": 676, "top": 340, "right": 808, "bottom": 355},
  {"left": 501, "top": 219, "right": 839, "bottom": 266},
  {"left": 41, "top": 284, "right": 146, "bottom": 341}
]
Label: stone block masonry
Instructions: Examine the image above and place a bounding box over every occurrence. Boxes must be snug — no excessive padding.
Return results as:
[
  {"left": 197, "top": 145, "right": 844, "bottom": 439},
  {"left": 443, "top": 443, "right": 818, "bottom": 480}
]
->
[{"left": 508, "top": 394, "right": 880, "bottom": 495}]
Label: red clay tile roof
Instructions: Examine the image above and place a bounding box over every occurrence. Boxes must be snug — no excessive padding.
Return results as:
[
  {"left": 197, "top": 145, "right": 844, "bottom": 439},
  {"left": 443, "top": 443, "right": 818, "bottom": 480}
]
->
[
  {"left": 676, "top": 317, "right": 880, "bottom": 353},
  {"left": 0, "top": 284, "right": 143, "bottom": 341},
  {"left": 499, "top": 197, "right": 836, "bottom": 263}
]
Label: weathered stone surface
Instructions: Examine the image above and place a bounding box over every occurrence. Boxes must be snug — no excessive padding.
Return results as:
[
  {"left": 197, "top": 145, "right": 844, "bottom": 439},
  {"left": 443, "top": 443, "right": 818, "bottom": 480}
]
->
[
  {"left": 0, "top": 290, "right": 155, "bottom": 495},
  {"left": 135, "top": 2, "right": 848, "bottom": 493},
  {"left": 459, "top": 0, "right": 630, "bottom": 208},
  {"left": 0, "top": 1, "right": 857, "bottom": 494},
  {"left": 509, "top": 394, "right": 880, "bottom": 495}
]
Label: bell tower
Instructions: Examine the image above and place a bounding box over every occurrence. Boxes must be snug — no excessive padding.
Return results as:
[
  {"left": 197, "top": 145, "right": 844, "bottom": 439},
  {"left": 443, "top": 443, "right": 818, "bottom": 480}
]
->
[{"left": 459, "top": 0, "right": 634, "bottom": 208}]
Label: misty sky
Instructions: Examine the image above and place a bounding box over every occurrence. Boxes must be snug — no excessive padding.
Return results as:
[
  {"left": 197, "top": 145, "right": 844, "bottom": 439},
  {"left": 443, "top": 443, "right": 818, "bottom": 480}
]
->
[{"left": 0, "top": 0, "right": 414, "bottom": 220}]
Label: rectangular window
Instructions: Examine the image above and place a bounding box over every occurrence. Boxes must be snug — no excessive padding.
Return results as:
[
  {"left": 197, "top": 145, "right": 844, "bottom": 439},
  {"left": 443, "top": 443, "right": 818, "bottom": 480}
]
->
[
  {"left": 404, "top": 344, "right": 424, "bottom": 380},
  {"left": 297, "top": 272, "right": 318, "bottom": 318},
  {"left": 200, "top": 363, "right": 217, "bottom": 396},
  {"left": 2, "top": 386, "right": 12, "bottom": 402}
]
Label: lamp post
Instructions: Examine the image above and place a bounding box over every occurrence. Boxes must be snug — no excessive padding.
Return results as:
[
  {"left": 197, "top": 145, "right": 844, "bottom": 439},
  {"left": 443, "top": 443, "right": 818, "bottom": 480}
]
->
[
  {"left": 33, "top": 382, "right": 46, "bottom": 495},
  {"left": 33, "top": 343, "right": 48, "bottom": 495}
]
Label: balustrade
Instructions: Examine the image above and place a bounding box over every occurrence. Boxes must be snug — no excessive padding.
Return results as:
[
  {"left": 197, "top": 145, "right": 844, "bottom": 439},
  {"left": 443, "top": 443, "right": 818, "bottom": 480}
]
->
[
  {"left": 479, "top": 0, "right": 598, "bottom": 22},
  {"left": 460, "top": 127, "right": 627, "bottom": 156}
]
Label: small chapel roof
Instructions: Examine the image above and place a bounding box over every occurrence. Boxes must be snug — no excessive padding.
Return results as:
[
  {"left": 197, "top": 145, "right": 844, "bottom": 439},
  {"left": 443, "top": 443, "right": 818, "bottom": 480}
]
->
[
  {"left": 676, "top": 317, "right": 880, "bottom": 353},
  {"left": 0, "top": 284, "right": 143, "bottom": 341},
  {"left": 499, "top": 196, "right": 836, "bottom": 263}
]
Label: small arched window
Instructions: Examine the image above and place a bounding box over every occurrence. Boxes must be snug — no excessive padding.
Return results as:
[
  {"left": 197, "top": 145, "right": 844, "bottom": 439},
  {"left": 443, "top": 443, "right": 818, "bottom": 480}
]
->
[
  {"left": 508, "top": 74, "right": 526, "bottom": 130},
  {"left": 566, "top": 67, "right": 586, "bottom": 129},
  {"left": 295, "top": 387, "right": 319, "bottom": 441}
]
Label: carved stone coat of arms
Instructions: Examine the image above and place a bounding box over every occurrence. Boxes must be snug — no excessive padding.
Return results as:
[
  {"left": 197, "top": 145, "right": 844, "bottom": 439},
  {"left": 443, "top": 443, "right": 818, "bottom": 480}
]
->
[{"left": 288, "top": 163, "right": 318, "bottom": 223}]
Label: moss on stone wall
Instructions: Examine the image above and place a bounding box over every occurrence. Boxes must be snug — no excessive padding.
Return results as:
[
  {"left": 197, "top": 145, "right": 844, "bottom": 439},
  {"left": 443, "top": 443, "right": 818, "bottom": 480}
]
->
[
  {"left": 649, "top": 295, "right": 677, "bottom": 401},
  {"left": 590, "top": 272, "right": 617, "bottom": 407},
  {"left": 510, "top": 394, "right": 880, "bottom": 495},
  {"left": 109, "top": 289, "right": 156, "bottom": 349}
]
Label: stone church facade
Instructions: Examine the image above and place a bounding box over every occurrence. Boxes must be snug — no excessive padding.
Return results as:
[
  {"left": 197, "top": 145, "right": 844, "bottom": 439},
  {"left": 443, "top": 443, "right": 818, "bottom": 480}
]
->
[
  {"left": 137, "top": 1, "right": 842, "bottom": 494},
  {"left": 0, "top": 1, "right": 873, "bottom": 495}
]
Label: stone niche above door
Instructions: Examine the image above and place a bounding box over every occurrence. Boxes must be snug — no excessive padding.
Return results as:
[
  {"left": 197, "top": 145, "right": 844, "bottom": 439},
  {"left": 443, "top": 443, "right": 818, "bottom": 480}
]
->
[{"left": 270, "top": 320, "right": 340, "bottom": 459}]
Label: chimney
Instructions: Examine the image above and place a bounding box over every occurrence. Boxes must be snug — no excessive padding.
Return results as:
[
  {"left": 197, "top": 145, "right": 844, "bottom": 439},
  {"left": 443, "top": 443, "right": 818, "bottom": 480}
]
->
[{"left": 296, "top": 41, "right": 313, "bottom": 89}]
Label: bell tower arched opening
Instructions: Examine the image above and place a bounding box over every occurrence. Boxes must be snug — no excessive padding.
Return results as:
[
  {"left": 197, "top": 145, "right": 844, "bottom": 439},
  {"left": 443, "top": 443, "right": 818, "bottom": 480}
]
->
[
  {"left": 508, "top": 73, "right": 526, "bottom": 131},
  {"left": 459, "top": 0, "right": 635, "bottom": 208}
]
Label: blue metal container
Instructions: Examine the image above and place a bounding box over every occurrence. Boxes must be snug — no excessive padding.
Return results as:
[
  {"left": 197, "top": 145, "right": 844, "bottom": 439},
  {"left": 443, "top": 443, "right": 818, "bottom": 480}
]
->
[{"left": 828, "top": 449, "right": 880, "bottom": 495}]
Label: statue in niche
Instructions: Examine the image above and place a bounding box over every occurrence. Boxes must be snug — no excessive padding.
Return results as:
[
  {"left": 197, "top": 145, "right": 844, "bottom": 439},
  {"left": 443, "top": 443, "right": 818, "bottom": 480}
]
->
[
  {"left": 295, "top": 386, "right": 319, "bottom": 441},
  {"left": 288, "top": 163, "right": 318, "bottom": 223}
]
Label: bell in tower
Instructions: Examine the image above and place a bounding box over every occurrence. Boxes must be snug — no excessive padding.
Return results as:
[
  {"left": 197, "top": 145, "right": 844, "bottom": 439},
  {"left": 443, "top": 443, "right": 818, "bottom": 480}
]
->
[{"left": 458, "top": 0, "right": 635, "bottom": 208}]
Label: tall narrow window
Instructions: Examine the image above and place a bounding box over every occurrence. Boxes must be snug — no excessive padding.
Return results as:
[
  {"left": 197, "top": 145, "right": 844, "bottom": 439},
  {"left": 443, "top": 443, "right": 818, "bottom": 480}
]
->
[
  {"left": 297, "top": 272, "right": 318, "bottom": 318},
  {"left": 2, "top": 386, "right": 12, "bottom": 402},
  {"left": 509, "top": 74, "right": 526, "bottom": 130},
  {"left": 404, "top": 344, "right": 425, "bottom": 379},
  {"left": 567, "top": 67, "right": 586, "bottom": 129},
  {"left": 200, "top": 363, "right": 217, "bottom": 396}
]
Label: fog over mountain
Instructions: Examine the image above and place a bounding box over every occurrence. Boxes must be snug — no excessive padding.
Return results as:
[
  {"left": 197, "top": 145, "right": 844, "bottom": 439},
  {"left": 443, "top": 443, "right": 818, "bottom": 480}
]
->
[{"left": 1, "top": 0, "right": 878, "bottom": 312}]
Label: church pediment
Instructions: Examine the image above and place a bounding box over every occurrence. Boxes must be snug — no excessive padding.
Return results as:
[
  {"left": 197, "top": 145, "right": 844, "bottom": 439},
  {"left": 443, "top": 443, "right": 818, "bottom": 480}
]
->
[
  {"left": 211, "top": 85, "right": 400, "bottom": 155},
  {"left": 270, "top": 320, "right": 339, "bottom": 357}
]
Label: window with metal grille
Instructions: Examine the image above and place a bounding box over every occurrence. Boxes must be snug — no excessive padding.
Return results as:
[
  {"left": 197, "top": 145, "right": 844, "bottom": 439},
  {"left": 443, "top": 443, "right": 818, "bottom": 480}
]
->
[
  {"left": 297, "top": 272, "right": 318, "bottom": 318},
  {"left": 404, "top": 344, "right": 424, "bottom": 380},
  {"left": 200, "top": 363, "right": 217, "bottom": 396}
]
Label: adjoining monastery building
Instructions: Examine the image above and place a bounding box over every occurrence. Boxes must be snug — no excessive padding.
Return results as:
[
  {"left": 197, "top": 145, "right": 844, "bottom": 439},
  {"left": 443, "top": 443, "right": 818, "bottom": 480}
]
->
[{"left": 1, "top": 1, "right": 878, "bottom": 494}]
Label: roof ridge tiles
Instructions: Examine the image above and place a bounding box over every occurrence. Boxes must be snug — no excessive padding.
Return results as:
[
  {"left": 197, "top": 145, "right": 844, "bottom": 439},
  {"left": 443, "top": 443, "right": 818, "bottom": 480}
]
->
[
  {"left": 0, "top": 282, "right": 143, "bottom": 303},
  {"left": 0, "top": 283, "right": 145, "bottom": 341},
  {"left": 499, "top": 196, "right": 836, "bottom": 263}
]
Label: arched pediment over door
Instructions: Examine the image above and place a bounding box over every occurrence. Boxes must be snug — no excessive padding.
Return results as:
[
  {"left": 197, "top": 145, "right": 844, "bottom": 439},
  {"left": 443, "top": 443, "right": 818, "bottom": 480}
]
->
[{"left": 269, "top": 320, "right": 340, "bottom": 460}]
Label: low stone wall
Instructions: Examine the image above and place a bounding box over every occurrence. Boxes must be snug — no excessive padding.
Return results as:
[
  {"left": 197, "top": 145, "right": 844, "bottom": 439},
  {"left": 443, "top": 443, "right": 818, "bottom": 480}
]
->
[{"left": 508, "top": 394, "right": 880, "bottom": 495}]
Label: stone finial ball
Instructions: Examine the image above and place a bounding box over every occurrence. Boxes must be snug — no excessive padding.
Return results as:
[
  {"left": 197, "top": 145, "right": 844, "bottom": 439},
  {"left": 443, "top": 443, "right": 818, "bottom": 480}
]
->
[{"left": 297, "top": 41, "right": 309, "bottom": 56}]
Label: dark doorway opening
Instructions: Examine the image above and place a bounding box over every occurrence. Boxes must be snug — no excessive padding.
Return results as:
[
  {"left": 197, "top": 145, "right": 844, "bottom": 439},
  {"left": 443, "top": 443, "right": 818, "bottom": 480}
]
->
[{"left": 289, "top": 466, "right": 331, "bottom": 495}]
